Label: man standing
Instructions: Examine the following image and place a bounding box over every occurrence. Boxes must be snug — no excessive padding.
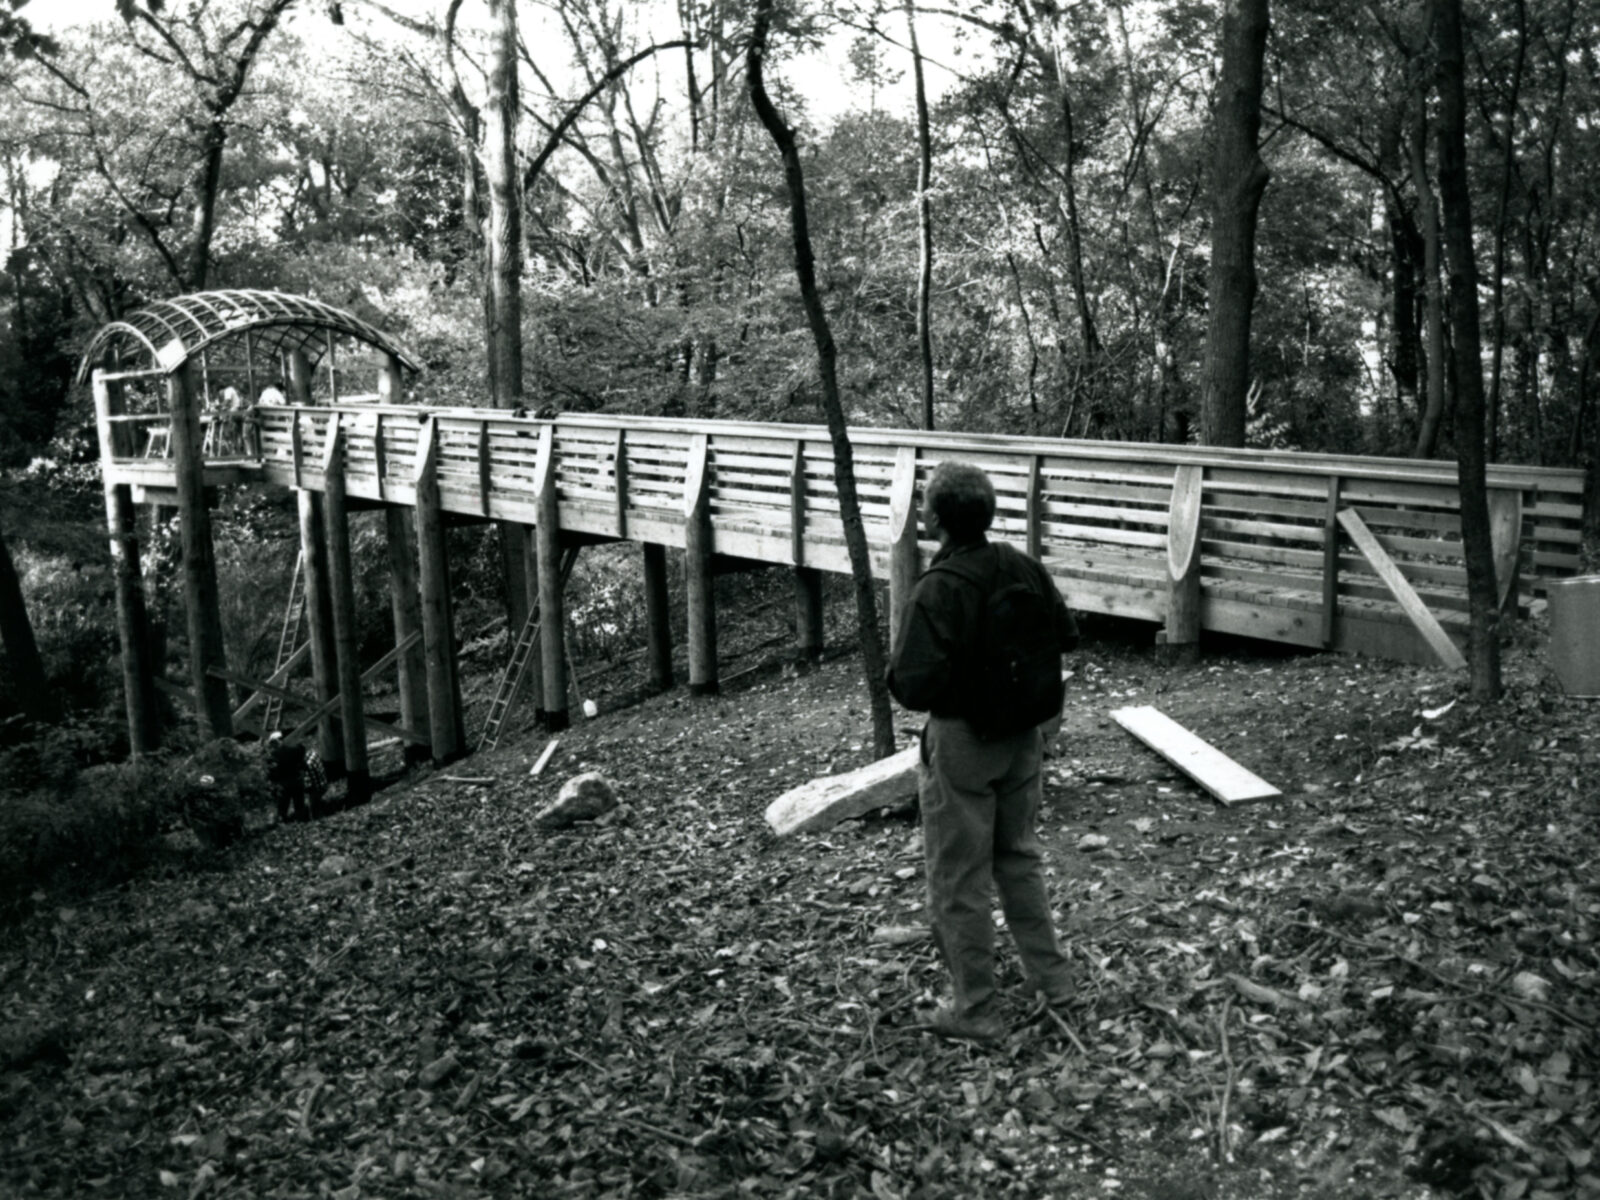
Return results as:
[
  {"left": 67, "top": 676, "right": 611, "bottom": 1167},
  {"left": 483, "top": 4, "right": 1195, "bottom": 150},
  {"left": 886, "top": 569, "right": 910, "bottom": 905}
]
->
[{"left": 888, "top": 461, "right": 1079, "bottom": 1042}]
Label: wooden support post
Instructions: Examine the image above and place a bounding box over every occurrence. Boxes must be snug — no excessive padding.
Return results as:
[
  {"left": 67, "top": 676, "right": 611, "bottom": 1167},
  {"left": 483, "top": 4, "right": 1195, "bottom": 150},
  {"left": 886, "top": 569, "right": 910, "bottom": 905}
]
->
[
  {"left": 1163, "top": 464, "right": 1203, "bottom": 650},
  {"left": 168, "top": 364, "right": 233, "bottom": 740},
  {"left": 1025, "top": 454, "right": 1044, "bottom": 561},
  {"left": 296, "top": 487, "right": 344, "bottom": 772},
  {"left": 414, "top": 418, "right": 465, "bottom": 761},
  {"left": 642, "top": 542, "right": 673, "bottom": 691},
  {"left": 684, "top": 432, "right": 718, "bottom": 696},
  {"left": 287, "top": 348, "right": 313, "bottom": 404},
  {"left": 795, "top": 567, "right": 825, "bottom": 661},
  {"left": 888, "top": 445, "right": 920, "bottom": 641},
  {"left": 1321, "top": 475, "right": 1341, "bottom": 646},
  {"left": 520, "top": 524, "right": 543, "bottom": 719},
  {"left": 1337, "top": 508, "right": 1468, "bottom": 670},
  {"left": 93, "top": 370, "right": 160, "bottom": 754},
  {"left": 613, "top": 429, "right": 628, "bottom": 538},
  {"left": 789, "top": 441, "right": 806, "bottom": 568},
  {"left": 321, "top": 416, "right": 370, "bottom": 803},
  {"left": 385, "top": 506, "right": 430, "bottom": 766},
  {"left": 1488, "top": 488, "right": 1523, "bottom": 614},
  {"left": 534, "top": 424, "right": 570, "bottom": 729}
]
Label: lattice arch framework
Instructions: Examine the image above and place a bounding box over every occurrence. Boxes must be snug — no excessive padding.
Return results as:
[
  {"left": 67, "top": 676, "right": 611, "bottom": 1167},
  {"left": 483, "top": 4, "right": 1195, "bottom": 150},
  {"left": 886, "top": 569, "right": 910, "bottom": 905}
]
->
[{"left": 75, "top": 289, "right": 421, "bottom": 385}]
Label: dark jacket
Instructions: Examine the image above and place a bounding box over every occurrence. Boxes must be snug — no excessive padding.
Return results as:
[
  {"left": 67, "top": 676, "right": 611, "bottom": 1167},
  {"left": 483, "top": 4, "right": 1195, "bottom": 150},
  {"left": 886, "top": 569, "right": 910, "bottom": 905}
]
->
[{"left": 887, "top": 537, "right": 1079, "bottom": 718}]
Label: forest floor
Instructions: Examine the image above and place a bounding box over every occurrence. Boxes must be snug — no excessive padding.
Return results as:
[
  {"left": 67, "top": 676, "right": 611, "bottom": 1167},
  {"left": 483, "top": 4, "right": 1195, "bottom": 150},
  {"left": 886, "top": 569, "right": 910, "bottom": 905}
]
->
[{"left": 2, "top": 604, "right": 1598, "bottom": 1200}]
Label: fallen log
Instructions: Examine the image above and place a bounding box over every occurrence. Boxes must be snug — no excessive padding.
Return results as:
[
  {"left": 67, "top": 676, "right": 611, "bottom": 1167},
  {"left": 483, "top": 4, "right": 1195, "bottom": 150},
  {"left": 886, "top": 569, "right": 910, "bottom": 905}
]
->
[{"left": 765, "top": 744, "right": 920, "bottom": 837}]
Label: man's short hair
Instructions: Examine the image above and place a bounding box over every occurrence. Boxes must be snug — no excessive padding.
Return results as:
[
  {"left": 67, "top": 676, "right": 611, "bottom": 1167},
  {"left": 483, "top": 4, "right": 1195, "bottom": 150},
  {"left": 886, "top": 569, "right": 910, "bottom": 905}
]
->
[{"left": 923, "top": 461, "right": 996, "bottom": 542}]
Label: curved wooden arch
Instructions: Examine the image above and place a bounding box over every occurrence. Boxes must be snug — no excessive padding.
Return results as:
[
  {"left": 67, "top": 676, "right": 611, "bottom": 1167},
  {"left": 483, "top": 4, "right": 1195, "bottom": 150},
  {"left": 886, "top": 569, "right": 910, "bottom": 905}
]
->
[{"left": 75, "top": 289, "right": 422, "bottom": 384}]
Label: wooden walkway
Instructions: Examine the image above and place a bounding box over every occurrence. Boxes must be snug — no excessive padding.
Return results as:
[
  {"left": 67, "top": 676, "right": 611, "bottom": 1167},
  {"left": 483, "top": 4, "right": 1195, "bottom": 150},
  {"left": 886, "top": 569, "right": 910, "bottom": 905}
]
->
[{"left": 101, "top": 402, "right": 1586, "bottom": 667}]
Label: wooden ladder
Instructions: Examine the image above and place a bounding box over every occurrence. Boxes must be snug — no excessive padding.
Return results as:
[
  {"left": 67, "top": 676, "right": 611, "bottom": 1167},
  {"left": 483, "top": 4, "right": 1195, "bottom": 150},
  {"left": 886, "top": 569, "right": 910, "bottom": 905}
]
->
[
  {"left": 478, "top": 546, "right": 580, "bottom": 752},
  {"left": 262, "top": 552, "right": 307, "bottom": 733}
]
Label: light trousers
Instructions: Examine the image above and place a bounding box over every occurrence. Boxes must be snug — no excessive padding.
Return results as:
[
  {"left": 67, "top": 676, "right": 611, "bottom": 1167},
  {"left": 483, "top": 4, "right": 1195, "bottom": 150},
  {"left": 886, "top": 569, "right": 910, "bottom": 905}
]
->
[{"left": 920, "top": 715, "right": 1073, "bottom": 1017}]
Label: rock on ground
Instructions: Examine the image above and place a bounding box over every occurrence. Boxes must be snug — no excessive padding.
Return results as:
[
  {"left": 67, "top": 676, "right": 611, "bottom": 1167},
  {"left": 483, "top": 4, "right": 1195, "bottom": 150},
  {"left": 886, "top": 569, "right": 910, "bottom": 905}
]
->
[{"left": 535, "top": 772, "right": 618, "bottom": 830}]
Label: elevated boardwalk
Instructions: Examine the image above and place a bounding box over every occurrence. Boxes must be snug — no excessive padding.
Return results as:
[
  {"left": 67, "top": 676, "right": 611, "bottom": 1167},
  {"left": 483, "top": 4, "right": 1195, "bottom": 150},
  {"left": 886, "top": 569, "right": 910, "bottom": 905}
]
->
[
  {"left": 102, "top": 401, "right": 1585, "bottom": 666},
  {"left": 83, "top": 289, "right": 1588, "bottom": 780}
]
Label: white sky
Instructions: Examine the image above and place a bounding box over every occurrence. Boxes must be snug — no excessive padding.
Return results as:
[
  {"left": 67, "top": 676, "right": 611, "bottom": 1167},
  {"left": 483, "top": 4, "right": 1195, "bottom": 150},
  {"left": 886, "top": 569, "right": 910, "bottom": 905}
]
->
[{"left": 28, "top": 0, "right": 973, "bottom": 123}]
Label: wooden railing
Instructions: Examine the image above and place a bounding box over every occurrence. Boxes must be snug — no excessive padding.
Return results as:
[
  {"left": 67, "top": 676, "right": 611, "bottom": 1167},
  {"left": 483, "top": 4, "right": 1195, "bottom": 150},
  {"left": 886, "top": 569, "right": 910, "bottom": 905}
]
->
[{"left": 101, "top": 403, "right": 1587, "bottom": 666}]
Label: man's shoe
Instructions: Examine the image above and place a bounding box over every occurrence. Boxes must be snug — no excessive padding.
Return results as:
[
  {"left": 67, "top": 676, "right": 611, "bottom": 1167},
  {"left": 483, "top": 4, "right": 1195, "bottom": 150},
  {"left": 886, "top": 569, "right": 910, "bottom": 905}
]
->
[{"left": 928, "top": 1005, "right": 1005, "bottom": 1044}]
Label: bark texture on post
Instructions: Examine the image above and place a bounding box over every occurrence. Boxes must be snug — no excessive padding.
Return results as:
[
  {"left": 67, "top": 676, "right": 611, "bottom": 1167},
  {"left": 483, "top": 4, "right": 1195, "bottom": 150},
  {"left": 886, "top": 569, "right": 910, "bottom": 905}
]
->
[
  {"left": 749, "top": 0, "right": 896, "bottom": 757},
  {"left": 169, "top": 365, "right": 233, "bottom": 740},
  {"left": 642, "top": 543, "right": 673, "bottom": 692},
  {"left": 385, "top": 506, "right": 430, "bottom": 766},
  {"left": 534, "top": 425, "right": 569, "bottom": 729},
  {"left": 413, "top": 419, "right": 466, "bottom": 761},
  {"left": 1200, "top": 0, "right": 1271, "bottom": 449},
  {"left": 684, "top": 434, "right": 718, "bottom": 696},
  {"left": 1432, "top": 0, "right": 1502, "bottom": 697},
  {"left": 297, "top": 486, "right": 343, "bottom": 772},
  {"left": 321, "top": 418, "right": 370, "bottom": 802},
  {"left": 92, "top": 372, "right": 156, "bottom": 748},
  {"left": 795, "top": 568, "right": 825, "bottom": 662}
]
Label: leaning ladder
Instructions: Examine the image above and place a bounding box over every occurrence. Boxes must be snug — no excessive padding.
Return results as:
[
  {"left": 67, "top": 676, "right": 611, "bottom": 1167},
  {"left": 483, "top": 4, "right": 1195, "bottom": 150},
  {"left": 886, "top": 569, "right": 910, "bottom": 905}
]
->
[
  {"left": 478, "top": 546, "right": 580, "bottom": 751},
  {"left": 262, "top": 552, "right": 307, "bottom": 733}
]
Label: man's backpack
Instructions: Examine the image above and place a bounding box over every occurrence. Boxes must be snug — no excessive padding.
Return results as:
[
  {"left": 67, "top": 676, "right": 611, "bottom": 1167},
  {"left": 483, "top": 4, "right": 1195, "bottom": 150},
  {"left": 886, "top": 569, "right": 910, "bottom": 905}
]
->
[{"left": 929, "top": 544, "right": 1064, "bottom": 740}]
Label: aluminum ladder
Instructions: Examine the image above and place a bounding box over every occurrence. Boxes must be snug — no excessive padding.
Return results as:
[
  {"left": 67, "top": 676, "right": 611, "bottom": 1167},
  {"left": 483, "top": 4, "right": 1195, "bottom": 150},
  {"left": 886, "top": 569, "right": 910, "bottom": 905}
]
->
[
  {"left": 477, "top": 546, "right": 580, "bottom": 751},
  {"left": 261, "top": 551, "right": 306, "bottom": 733}
]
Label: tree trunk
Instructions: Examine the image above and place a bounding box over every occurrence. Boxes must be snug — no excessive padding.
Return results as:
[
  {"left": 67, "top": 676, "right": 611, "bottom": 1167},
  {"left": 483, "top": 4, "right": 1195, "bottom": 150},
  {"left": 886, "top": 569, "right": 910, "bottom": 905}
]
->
[
  {"left": 905, "top": 0, "right": 935, "bottom": 432},
  {"left": 749, "top": 0, "right": 895, "bottom": 759},
  {"left": 1200, "top": 0, "right": 1271, "bottom": 448},
  {"left": 1485, "top": 0, "right": 1527, "bottom": 463},
  {"left": 1433, "top": 0, "right": 1501, "bottom": 699},
  {"left": 0, "top": 516, "right": 54, "bottom": 724},
  {"left": 485, "top": 0, "right": 522, "bottom": 405},
  {"left": 1409, "top": 105, "right": 1448, "bottom": 460}
]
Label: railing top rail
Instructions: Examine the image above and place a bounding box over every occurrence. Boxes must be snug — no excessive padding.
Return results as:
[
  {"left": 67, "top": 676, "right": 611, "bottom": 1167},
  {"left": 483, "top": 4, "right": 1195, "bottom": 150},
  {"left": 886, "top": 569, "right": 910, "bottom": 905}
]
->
[{"left": 250, "top": 404, "right": 1586, "bottom": 492}]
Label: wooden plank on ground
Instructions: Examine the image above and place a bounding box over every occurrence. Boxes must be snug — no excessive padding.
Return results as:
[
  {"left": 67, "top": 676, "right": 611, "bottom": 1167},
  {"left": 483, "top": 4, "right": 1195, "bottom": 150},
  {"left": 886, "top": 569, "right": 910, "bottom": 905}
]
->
[
  {"left": 1110, "top": 705, "right": 1281, "bottom": 805},
  {"left": 766, "top": 745, "right": 920, "bottom": 837},
  {"left": 529, "top": 737, "right": 560, "bottom": 777},
  {"left": 1335, "top": 508, "right": 1467, "bottom": 670}
]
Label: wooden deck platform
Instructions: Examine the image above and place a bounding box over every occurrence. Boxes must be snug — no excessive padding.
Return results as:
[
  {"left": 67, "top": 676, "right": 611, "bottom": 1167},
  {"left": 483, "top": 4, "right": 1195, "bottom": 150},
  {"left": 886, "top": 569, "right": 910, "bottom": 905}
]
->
[{"left": 100, "top": 404, "right": 1587, "bottom": 668}]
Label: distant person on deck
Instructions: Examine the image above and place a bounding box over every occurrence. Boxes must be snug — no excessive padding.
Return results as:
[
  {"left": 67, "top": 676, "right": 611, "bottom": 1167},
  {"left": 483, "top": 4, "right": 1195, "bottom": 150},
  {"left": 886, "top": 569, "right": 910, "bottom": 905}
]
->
[{"left": 887, "top": 461, "right": 1080, "bottom": 1043}]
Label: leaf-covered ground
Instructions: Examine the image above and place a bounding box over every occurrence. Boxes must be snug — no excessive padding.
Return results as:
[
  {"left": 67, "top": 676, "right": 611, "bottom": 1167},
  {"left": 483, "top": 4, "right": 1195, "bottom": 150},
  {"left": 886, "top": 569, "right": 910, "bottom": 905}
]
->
[{"left": 3, "top": 614, "right": 1597, "bottom": 1200}]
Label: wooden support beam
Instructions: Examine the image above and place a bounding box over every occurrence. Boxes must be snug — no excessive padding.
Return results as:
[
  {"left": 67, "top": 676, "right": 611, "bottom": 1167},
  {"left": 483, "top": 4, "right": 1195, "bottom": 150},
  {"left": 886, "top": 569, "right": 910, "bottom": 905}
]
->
[
  {"left": 684, "top": 433, "right": 718, "bottom": 695},
  {"left": 1163, "top": 464, "right": 1203, "bottom": 648},
  {"left": 231, "top": 641, "right": 311, "bottom": 722},
  {"left": 1025, "top": 454, "right": 1044, "bottom": 561},
  {"left": 888, "top": 445, "right": 919, "bottom": 641},
  {"left": 414, "top": 418, "right": 466, "bottom": 761},
  {"left": 534, "top": 424, "right": 570, "bottom": 728},
  {"left": 1321, "top": 474, "right": 1341, "bottom": 646},
  {"left": 385, "top": 507, "right": 431, "bottom": 765},
  {"left": 297, "top": 487, "right": 343, "bottom": 769},
  {"left": 613, "top": 429, "right": 628, "bottom": 538},
  {"left": 217, "top": 667, "right": 425, "bottom": 749},
  {"left": 642, "top": 542, "right": 673, "bottom": 691},
  {"left": 169, "top": 363, "right": 233, "bottom": 740},
  {"left": 795, "top": 567, "right": 825, "bottom": 661},
  {"left": 322, "top": 416, "right": 370, "bottom": 802},
  {"left": 93, "top": 370, "right": 160, "bottom": 754},
  {"left": 1488, "top": 488, "right": 1523, "bottom": 613},
  {"left": 766, "top": 745, "right": 920, "bottom": 837},
  {"left": 1336, "top": 508, "right": 1468, "bottom": 670},
  {"left": 789, "top": 441, "right": 806, "bottom": 567},
  {"left": 1111, "top": 705, "right": 1281, "bottom": 806}
]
